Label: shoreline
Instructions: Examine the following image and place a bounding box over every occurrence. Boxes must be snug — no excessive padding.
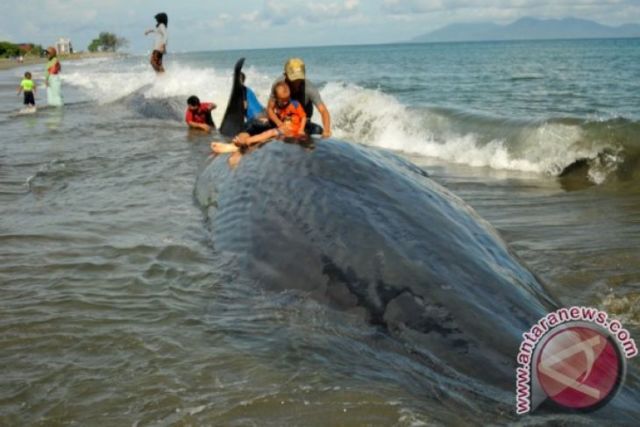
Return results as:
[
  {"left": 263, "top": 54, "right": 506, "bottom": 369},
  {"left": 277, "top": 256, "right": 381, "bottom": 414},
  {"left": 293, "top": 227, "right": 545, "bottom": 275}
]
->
[{"left": 0, "top": 52, "right": 119, "bottom": 71}]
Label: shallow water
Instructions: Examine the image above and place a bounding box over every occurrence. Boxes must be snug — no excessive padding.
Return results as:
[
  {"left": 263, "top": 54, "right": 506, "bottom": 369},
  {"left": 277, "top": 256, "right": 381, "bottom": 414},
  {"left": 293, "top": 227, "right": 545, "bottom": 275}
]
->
[{"left": 1, "top": 40, "right": 639, "bottom": 425}]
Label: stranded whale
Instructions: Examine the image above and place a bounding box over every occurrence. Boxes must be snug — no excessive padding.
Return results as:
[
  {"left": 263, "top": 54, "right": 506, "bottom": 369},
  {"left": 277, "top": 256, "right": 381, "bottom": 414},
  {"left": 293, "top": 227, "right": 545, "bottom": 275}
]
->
[
  {"left": 195, "top": 137, "right": 556, "bottom": 391},
  {"left": 193, "top": 59, "right": 639, "bottom": 418}
]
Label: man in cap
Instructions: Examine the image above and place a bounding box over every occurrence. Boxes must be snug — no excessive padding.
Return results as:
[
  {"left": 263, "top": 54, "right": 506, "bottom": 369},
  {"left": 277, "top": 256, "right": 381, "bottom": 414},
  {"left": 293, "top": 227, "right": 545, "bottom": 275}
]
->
[{"left": 267, "top": 58, "right": 332, "bottom": 138}]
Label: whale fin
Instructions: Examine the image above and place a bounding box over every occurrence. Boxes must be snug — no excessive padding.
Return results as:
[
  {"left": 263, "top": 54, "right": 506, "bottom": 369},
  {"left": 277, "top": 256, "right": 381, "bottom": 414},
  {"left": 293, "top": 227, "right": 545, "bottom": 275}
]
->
[{"left": 219, "top": 58, "right": 246, "bottom": 138}]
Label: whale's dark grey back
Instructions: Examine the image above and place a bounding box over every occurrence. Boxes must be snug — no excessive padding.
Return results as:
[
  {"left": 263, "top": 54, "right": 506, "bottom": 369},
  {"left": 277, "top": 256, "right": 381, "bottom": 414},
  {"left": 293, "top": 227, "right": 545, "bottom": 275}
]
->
[
  {"left": 199, "top": 58, "right": 640, "bottom": 419},
  {"left": 196, "top": 139, "right": 560, "bottom": 389}
]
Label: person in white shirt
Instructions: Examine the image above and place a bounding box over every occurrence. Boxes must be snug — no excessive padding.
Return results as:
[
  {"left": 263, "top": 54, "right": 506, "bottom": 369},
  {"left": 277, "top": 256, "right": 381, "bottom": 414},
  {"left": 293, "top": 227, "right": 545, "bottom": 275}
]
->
[{"left": 144, "top": 13, "right": 168, "bottom": 73}]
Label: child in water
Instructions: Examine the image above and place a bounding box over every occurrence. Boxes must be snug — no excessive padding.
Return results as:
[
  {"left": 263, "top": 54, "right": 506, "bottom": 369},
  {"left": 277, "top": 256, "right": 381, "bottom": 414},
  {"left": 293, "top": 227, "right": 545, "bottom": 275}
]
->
[
  {"left": 211, "top": 81, "right": 306, "bottom": 154},
  {"left": 17, "top": 72, "right": 36, "bottom": 109}
]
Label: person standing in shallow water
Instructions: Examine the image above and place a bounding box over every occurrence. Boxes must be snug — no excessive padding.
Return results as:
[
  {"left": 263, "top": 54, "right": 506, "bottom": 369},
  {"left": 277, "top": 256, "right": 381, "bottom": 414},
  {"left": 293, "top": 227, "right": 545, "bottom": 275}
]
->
[
  {"left": 45, "top": 47, "right": 63, "bottom": 107},
  {"left": 17, "top": 72, "right": 36, "bottom": 109},
  {"left": 145, "top": 13, "right": 168, "bottom": 73}
]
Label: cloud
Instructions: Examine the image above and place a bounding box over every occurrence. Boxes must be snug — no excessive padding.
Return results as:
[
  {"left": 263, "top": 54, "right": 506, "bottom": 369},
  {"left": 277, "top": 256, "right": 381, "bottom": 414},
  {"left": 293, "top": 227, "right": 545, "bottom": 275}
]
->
[
  {"left": 0, "top": 0, "right": 637, "bottom": 52},
  {"left": 382, "top": 0, "right": 627, "bottom": 13},
  {"left": 207, "top": 13, "right": 233, "bottom": 30},
  {"left": 5, "top": 0, "right": 305, "bottom": 50},
  {"left": 43, "top": 0, "right": 99, "bottom": 21},
  {"left": 2, "top": 0, "right": 145, "bottom": 42},
  {"left": 379, "top": 0, "right": 640, "bottom": 26},
  {"left": 242, "top": 0, "right": 362, "bottom": 27}
]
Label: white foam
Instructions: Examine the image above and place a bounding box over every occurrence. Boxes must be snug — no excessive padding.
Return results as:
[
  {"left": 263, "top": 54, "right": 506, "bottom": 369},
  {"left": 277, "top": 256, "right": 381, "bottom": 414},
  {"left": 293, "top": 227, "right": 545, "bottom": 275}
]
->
[
  {"left": 60, "top": 58, "right": 280, "bottom": 125},
  {"left": 60, "top": 59, "right": 619, "bottom": 180},
  {"left": 322, "top": 82, "right": 616, "bottom": 177}
]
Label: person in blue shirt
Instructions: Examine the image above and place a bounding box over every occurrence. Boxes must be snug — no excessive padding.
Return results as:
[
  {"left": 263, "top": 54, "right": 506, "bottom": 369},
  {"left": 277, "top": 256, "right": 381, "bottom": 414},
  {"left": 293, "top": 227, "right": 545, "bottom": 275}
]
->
[
  {"left": 242, "top": 73, "right": 263, "bottom": 120},
  {"left": 241, "top": 72, "right": 271, "bottom": 135}
]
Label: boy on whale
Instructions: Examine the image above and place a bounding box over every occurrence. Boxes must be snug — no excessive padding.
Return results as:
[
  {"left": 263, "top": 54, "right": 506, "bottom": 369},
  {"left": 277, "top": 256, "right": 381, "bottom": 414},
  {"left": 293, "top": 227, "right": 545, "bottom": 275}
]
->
[{"left": 211, "top": 81, "right": 306, "bottom": 154}]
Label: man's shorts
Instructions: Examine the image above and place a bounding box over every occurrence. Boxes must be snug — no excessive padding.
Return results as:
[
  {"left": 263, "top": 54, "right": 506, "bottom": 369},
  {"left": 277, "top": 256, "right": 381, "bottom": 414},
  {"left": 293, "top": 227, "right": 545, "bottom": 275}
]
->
[{"left": 244, "top": 117, "right": 274, "bottom": 136}]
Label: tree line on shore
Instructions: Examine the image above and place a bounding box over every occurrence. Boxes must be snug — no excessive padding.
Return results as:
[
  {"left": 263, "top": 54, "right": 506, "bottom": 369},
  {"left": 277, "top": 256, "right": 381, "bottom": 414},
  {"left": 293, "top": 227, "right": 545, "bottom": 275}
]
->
[
  {"left": 0, "top": 42, "right": 44, "bottom": 58},
  {"left": 88, "top": 32, "right": 128, "bottom": 52},
  {"left": 0, "top": 32, "right": 127, "bottom": 58}
]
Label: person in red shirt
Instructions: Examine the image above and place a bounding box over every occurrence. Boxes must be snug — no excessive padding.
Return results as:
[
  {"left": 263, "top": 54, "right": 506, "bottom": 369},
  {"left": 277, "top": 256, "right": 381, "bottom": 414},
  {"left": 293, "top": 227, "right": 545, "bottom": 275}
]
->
[
  {"left": 185, "top": 95, "right": 216, "bottom": 132},
  {"left": 211, "top": 82, "right": 306, "bottom": 154}
]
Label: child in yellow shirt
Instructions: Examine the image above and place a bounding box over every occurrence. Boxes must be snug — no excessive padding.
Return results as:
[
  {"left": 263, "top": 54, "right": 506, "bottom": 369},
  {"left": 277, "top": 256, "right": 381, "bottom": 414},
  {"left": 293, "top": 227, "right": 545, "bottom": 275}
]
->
[{"left": 17, "top": 71, "right": 36, "bottom": 108}]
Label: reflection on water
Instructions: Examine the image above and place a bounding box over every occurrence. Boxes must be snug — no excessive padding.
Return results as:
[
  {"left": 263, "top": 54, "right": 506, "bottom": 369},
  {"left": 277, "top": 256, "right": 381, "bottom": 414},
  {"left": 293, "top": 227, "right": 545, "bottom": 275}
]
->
[{"left": 43, "top": 107, "right": 64, "bottom": 131}]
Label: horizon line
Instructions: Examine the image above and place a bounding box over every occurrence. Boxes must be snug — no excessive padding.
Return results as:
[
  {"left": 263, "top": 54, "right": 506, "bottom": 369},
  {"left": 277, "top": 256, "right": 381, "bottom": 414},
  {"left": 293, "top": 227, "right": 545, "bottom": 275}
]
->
[{"left": 127, "top": 36, "right": 640, "bottom": 56}]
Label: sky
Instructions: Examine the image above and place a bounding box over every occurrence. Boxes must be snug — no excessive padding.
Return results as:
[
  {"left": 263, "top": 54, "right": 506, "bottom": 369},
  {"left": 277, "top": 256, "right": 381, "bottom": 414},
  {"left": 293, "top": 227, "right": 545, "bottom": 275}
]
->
[{"left": 1, "top": 0, "right": 639, "bottom": 53}]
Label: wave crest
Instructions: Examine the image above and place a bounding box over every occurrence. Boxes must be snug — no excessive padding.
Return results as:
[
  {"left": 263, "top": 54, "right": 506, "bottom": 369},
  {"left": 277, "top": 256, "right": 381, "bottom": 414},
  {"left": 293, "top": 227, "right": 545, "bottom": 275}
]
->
[
  {"left": 60, "top": 58, "right": 638, "bottom": 184},
  {"left": 323, "top": 82, "right": 636, "bottom": 183}
]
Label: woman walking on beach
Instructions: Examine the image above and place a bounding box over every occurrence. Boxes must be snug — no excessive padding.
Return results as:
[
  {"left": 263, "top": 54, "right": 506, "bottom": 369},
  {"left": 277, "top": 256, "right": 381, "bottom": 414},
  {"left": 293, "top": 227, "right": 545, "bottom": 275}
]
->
[
  {"left": 45, "top": 47, "right": 63, "bottom": 107},
  {"left": 145, "top": 13, "right": 168, "bottom": 73}
]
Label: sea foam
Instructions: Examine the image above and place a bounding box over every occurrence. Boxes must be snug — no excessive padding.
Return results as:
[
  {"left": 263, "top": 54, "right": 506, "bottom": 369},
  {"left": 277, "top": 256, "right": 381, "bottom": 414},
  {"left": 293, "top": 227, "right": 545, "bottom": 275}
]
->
[{"left": 60, "top": 58, "right": 626, "bottom": 182}]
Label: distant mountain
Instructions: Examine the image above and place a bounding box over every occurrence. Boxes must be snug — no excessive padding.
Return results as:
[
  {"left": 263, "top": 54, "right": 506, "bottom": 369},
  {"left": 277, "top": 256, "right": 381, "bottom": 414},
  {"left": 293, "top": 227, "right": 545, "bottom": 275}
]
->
[{"left": 412, "top": 17, "right": 640, "bottom": 43}]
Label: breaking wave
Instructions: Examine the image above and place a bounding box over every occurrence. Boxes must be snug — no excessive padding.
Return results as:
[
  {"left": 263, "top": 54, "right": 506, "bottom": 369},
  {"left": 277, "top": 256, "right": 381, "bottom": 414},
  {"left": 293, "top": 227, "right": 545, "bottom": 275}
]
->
[
  {"left": 324, "top": 82, "right": 640, "bottom": 184},
  {"left": 61, "top": 58, "right": 640, "bottom": 184}
]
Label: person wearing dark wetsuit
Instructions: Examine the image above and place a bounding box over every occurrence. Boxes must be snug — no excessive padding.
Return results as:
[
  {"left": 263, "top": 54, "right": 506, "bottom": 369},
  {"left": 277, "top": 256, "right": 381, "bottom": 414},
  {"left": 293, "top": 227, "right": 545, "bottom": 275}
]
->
[{"left": 267, "top": 58, "right": 332, "bottom": 138}]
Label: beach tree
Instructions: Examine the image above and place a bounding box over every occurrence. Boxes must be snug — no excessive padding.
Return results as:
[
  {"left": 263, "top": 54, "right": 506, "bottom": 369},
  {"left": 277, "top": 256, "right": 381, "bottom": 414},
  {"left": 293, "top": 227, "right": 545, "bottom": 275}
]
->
[
  {"left": 0, "top": 42, "right": 44, "bottom": 57},
  {"left": 0, "top": 41, "right": 20, "bottom": 57},
  {"left": 88, "top": 32, "right": 128, "bottom": 52}
]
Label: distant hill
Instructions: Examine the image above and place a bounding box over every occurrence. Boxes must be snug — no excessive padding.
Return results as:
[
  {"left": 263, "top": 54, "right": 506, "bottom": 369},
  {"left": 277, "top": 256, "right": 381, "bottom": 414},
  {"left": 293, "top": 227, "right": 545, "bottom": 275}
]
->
[{"left": 412, "top": 17, "right": 640, "bottom": 43}]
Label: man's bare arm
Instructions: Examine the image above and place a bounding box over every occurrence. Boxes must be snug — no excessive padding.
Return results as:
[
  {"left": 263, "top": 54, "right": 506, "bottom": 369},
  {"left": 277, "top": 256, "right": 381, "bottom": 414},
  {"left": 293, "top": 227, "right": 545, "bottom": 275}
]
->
[{"left": 317, "top": 103, "right": 332, "bottom": 138}]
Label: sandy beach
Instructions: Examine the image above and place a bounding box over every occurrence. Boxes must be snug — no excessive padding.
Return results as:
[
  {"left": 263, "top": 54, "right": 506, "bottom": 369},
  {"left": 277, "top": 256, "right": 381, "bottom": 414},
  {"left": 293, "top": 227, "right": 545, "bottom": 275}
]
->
[{"left": 0, "top": 52, "right": 117, "bottom": 71}]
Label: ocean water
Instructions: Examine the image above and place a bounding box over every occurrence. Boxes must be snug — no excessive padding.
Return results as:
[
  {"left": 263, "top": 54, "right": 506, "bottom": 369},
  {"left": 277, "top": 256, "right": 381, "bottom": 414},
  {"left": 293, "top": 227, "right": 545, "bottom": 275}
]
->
[{"left": 1, "top": 39, "right": 639, "bottom": 425}]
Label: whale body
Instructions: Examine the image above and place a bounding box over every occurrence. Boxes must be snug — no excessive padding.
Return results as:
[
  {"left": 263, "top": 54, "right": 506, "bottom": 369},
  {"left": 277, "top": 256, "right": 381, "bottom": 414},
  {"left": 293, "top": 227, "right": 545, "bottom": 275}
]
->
[
  {"left": 195, "top": 139, "right": 560, "bottom": 391},
  {"left": 193, "top": 58, "right": 640, "bottom": 420}
]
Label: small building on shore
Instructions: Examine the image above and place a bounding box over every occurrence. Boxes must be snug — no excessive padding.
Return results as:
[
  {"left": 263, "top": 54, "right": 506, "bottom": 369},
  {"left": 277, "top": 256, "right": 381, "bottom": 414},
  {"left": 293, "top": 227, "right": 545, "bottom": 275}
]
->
[
  {"left": 18, "top": 43, "right": 33, "bottom": 52},
  {"left": 56, "top": 38, "right": 73, "bottom": 54}
]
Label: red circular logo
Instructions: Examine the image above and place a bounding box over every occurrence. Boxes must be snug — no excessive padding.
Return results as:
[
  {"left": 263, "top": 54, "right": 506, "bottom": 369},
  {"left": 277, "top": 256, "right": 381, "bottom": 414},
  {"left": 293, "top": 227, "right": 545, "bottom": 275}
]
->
[{"left": 536, "top": 325, "right": 623, "bottom": 410}]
